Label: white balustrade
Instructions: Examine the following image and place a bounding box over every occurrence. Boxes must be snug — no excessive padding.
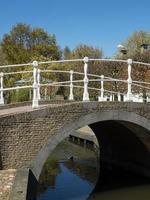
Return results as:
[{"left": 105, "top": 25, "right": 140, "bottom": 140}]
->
[
  {"left": 0, "top": 72, "right": 4, "bottom": 105},
  {"left": 69, "top": 70, "right": 74, "bottom": 100},
  {"left": 83, "top": 57, "right": 89, "bottom": 101},
  {"left": 37, "top": 69, "right": 41, "bottom": 100},
  {"left": 98, "top": 75, "right": 104, "bottom": 102},
  {"left": 44, "top": 87, "right": 47, "bottom": 100},
  {"left": 0, "top": 58, "right": 149, "bottom": 107},
  {"left": 29, "top": 88, "right": 32, "bottom": 100},
  {"left": 118, "top": 93, "right": 121, "bottom": 102},
  {"left": 126, "top": 59, "right": 133, "bottom": 101},
  {"left": 32, "top": 60, "right": 39, "bottom": 108}
]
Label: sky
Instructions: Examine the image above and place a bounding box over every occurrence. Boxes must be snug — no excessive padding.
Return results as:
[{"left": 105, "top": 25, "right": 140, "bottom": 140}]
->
[{"left": 0, "top": 0, "right": 150, "bottom": 57}]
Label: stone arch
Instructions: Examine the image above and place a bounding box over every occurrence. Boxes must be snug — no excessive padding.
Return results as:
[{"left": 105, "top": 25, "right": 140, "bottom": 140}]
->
[{"left": 31, "top": 110, "right": 150, "bottom": 179}]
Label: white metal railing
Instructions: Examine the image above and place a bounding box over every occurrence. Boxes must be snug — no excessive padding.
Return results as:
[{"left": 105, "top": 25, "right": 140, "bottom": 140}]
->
[{"left": 0, "top": 57, "right": 149, "bottom": 108}]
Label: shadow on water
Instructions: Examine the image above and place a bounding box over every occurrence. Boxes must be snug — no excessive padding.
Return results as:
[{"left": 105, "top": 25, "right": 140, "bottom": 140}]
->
[{"left": 88, "top": 160, "right": 150, "bottom": 200}]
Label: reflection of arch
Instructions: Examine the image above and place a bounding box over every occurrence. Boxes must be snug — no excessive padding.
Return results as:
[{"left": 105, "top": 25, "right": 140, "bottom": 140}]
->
[{"left": 31, "top": 110, "right": 150, "bottom": 179}]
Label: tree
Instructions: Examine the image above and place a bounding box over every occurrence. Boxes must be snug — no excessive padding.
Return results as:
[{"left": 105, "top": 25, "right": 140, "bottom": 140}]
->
[
  {"left": 123, "top": 31, "right": 150, "bottom": 57},
  {"left": 1, "top": 23, "right": 62, "bottom": 64},
  {"left": 0, "top": 46, "right": 7, "bottom": 65},
  {"left": 0, "top": 23, "right": 62, "bottom": 103},
  {"left": 63, "top": 46, "right": 71, "bottom": 59},
  {"left": 116, "top": 31, "right": 150, "bottom": 100},
  {"left": 71, "top": 44, "right": 103, "bottom": 59},
  {"left": 131, "top": 51, "right": 150, "bottom": 101}
]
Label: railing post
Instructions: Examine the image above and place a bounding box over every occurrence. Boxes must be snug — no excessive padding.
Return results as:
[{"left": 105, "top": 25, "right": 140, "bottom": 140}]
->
[
  {"left": 69, "top": 70, "right": 74, "bottom": 101},
  {"left": 98, "top": 75, "right": 104, "bottom": 101},
  {"left": 127, "top": 59, "right": 133, "bottom": 101},
  {"left": 118, "top": 93, "right": 121, "bottom": 102},
  {"left": 44, "top": 87, "right": 47, "bottom": 100},
  {"left": 0, "top": 72, "right": 4, "bottom": 105},
  {"left": 32, "top": 61, "right": 39, "bottom": 108},
  {"left": 29, "top": 88, "right": 32, "bottom": 100},
  {"left": 37, "top": 69, "right": 41, "bottom": 100},
  {"left": 83, "top": 57, "right": 89, "bottom": 101}
]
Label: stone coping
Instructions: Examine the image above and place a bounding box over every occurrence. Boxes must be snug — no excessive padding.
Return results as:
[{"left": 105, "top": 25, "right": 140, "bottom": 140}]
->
[
  {"left": 10, "top": 168, "right": 38, "bottom": 200},
  {"left": 0, "top": 100, "right": 74, "bottom": 110}
]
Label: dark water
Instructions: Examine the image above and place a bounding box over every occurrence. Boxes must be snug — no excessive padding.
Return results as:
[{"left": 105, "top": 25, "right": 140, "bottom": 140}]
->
[{"left": 36, "top": 139, "right": 150, "bottom": 200}]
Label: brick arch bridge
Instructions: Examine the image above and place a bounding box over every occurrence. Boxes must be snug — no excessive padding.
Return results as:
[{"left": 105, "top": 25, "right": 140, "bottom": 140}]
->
[{"left": 0, "top": 101, "right": 150, "bottom": 180}]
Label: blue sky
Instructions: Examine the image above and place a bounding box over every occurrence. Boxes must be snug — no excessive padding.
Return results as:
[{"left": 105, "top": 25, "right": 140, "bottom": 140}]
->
[{"left": 0, "top": 0, "right": 150, "bottom": 57}]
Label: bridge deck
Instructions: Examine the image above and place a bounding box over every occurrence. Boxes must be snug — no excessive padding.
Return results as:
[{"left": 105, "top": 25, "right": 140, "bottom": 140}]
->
[
  {"left": 0, "top": 104, "right": 49, "bottom": 117},
  {"left": 0, "top": 101, "right": 75, "bottom": 117}
]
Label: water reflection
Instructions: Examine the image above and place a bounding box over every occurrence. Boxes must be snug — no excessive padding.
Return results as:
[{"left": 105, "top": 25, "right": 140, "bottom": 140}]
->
[
  {"left": 36, "top": 139, "right": 150, "bottom": 200},
  {"left": 37, "top": 140, "right": 99, "bottom": 200},
  {"left": 37, "top": 160, "right": 61, "bottom": 194}
]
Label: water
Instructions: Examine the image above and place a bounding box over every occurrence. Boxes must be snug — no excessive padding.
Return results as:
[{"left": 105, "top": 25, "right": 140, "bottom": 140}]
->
[
  {"left": 37, "top": 162, "right": 94, "bottom": 200},
  {"left": 36, "top": 139, "right": 150, "bottom": 200}
]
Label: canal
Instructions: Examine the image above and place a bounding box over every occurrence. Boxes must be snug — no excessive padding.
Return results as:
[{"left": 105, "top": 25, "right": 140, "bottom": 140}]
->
[{"left": 36, "top": 138, "right": 150, "bottom": 200}]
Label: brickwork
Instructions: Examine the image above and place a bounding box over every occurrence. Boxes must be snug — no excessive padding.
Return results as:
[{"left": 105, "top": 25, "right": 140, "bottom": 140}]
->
[{"left": 0, "top": 101, "right": 149, "bottom": 179}]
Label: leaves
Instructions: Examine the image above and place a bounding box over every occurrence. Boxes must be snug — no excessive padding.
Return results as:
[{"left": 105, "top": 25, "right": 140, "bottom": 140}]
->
[
  {"left": 63, "top": 44, "right": 103, "bottom": 59},
  {"left": 1, "top": 23, "right": 62, "bottom": 64},
  {"left": 115, "top": 31, "right": 150, "bottom": 99}
]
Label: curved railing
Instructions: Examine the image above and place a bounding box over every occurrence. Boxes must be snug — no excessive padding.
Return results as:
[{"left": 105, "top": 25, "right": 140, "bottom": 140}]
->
[{"left": 0, "top": 57, "right": 149, "bottom": 108}]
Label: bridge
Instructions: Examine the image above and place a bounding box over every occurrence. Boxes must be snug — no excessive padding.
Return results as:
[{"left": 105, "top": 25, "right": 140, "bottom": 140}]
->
[{"left": 0, "top": 57, "right": 150, "bottom": 199}]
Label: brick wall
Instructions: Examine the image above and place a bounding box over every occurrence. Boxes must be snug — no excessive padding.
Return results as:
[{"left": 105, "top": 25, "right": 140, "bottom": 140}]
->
[{"left": 0, "top": 102, "right": 149, "bottom": 177}]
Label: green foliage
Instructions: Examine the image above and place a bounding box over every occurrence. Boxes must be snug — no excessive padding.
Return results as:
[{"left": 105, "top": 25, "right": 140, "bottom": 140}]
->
[
  {"left": 7, "top": 89, "right": 29, "bottom": 103},
  {"left": 1, "top": 23, "right": 62, "bottom": 64},
  {"left": 0, "top": 23, "right": 62, "bottom": 103},
  {"left": 63, "top": 44, "right": 103, "bottom": 59},
  {"left": 0, "top": 23, "right": 105, "bottom": 102},
  {"left": 0, "top": 46, "right": 7, "bottom": 65},
  {"left": 3, "top": 23, "right": 150, "bottom": 102},
  {"left": 123, "top": 31, "right": 150, "bottom": 57},
  {"left": 115, "top": 31, "right": 150, "bottom": 99},
  {"left": 63, "top": 46, "right": 71, "bottom": 59},
  {"left": 115, "top": 31, "right": 150, "bottom": 60}
]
